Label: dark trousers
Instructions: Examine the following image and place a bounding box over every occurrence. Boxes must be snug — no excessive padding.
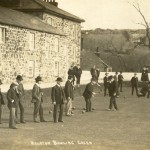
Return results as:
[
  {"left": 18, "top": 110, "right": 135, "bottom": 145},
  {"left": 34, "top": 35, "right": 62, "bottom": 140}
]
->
[
  {"left": 33, "top": 101, "right": 44, "bottom": 121},
  {"left": 76, "top": 75, "right": 81, "bottom": 85},
  {"left": 116, "top": 82, "right": 119, "bottom": 96},
  {"left": 16, "top": 100, "right": 25, "bottom": 122},
  {"left": 118, "top": 81, "right": 123, "bottom": 92},
  {"left": 0, "top": 104, "right": 2, "bottom": 123},
  {"left": 109, "top": 97, "right": 118, "bottom": 110},
  {"left": 9, "top": 107, "right": 16, "bottom": 128},
  {"left": 53, "top": 104, "right": 64, "bottom": 122},
  {"left": 85, "top": 98, "right": 92, "bottom": 112},
  {"left": 104, "top": 85, "right": 108, "bottom": 96},
  {"left": 131, "top": 85, "right": 138, "bottom": 96},
  {"left": 147, "top": 90, "right": 150, "bottom": 98}
]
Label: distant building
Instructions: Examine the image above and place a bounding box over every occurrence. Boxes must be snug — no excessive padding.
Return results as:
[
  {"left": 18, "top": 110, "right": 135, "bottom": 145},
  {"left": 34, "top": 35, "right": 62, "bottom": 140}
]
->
[{"left": 0, "top": 0, "right": 84, "bottom": 83}]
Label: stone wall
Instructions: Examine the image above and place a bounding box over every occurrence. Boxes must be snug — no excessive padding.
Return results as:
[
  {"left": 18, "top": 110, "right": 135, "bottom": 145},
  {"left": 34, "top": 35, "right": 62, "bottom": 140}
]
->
[
  {"left": 0, "top": 24, "right": 67, "bottom": 83},
  {"left": 42, "top": 13, "right": 81, "bottom": 67}
]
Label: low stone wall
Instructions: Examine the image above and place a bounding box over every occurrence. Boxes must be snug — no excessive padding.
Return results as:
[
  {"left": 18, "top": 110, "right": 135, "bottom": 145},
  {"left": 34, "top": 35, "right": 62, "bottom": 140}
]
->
[
  {"left": 80, "top": 71, "right": 145, "bottom": 84},
  {"left": 1, "top": 71, "right": 146, "bottom": 92}
]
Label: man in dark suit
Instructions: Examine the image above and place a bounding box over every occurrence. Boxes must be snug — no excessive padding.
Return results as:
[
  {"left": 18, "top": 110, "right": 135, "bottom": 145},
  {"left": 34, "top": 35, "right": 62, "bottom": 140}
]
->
[
  {"left": 141, "top": 66, "right": 149, "bottom": 82},
  {"left": 64, "top": 75, "right": 74, "bottom": 116},
  {"left": 31, "top": 76, "right": 46, "bottom": 123},
  {"left": 51, "top": 77, "right": 66, "bottom": 123},
  {"left": 118, "top": 71, "right": 124, "bottom": 92},
  {"left": 131, "top": 73, "right": 138, "bottom": 96},
  {"left": 90, "top": 65, "right": 97, "bottom": 79},
  {"left": 103, "top": 72, "right": 109, "bottom": 96},
  {"left": 16, "top": 75, "right": 26, "bottom": 123},
  {"left": 68, "top": 65, "right": 76, "bottom": 85},
  {"left": 7, "top": 82, "right": 19, "bottom": 129},
  {"left": 0, "top": 80, "right": 4, "bottom": 124},
  {"left": 75, "top": 64, "right": 82, "bottom": 87},
  {"left": 83, "top": 78, "right": 96, "bottom": 112},
  {"left": 108, "top": 76, "right": 118, "bottom": 111}
]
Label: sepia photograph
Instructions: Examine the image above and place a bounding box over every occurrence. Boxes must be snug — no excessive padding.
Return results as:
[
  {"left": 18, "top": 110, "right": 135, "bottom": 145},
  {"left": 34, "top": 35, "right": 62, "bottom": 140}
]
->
[{"left": 0, "top": 0, "right": 150, "bottom": 150}]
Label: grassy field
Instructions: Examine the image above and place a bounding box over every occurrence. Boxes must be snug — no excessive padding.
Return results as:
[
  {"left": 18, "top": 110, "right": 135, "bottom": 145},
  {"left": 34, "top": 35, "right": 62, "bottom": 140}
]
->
[{"left": 0, "top": 85, "right": 150, "bottom": 150}]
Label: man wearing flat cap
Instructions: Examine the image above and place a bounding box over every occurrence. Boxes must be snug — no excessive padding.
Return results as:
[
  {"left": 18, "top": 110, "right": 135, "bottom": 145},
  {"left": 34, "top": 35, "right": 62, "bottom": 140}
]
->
[
  {"left": 64, "top": 75, "right": 74, "bottom": 116},
  {"left": 107, "top": 76, "right": 118, "bottom": 111},
  {"left": 7, "top": 82, "right": 19, "bottom": 129},
  {"left": 51, "top": 77, "right": 66, "bottom": 123},
  {"left": 0, "top": 79, "right": 5, "bottom": 124},
  {"left": 32, "top": 76, "right": 46, "bottom": 123},
  {"left": 83, "top": 78, "right": 96, "bottom": 112},
  {"left": 16, "top": 75, "right": 25, "bottom": 123},
  {"left": 103, "top": 72, "right": 109, "bottom": 96},
  {"left": 131, "top": 73, "right": 138, "bottom": 96}
]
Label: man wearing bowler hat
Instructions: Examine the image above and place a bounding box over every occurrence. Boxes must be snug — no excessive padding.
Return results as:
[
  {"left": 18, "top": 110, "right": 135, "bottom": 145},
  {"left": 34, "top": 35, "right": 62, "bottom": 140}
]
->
[
  {"left": 51, "top": 77, "right": 66, "bottom": 123},
  {"left": 16, "top": 75, "right": 25, "bottom": 123},
  {"left": 31, "top": 76, "right": 46, "bottom": 123},
  {"left": 0, "top": 79, "right": 5, "bottom": 124}
]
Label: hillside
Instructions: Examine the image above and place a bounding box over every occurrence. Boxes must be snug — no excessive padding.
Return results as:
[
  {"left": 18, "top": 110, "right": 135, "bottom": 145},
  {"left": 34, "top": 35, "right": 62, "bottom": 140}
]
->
[{"left": 81, "top": 28, "right": 150, "bottom": 72}]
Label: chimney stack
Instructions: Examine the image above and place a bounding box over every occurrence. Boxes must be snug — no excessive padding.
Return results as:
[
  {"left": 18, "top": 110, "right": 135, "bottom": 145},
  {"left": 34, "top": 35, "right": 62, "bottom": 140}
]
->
[{"left": 43, "top": 0, "right": 58, "bottom": 7}]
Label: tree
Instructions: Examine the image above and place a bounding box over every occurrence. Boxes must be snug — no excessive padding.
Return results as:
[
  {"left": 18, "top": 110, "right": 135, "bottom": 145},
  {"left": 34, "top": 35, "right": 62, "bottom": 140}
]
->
[{"left": 130, "top": 1, "right": 150, "bottom": 49}]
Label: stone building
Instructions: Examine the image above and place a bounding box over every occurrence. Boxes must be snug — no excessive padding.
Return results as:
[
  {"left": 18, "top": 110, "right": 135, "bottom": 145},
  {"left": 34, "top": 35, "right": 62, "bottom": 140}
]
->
[{"left": 0, "top": 0, "right": 84, "bottom": 83}]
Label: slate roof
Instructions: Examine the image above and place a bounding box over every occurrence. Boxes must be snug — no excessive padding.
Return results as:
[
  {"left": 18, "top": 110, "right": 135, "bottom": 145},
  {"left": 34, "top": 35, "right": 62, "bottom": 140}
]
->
[
  {"left": 0, "top": 6, "right": 63, "bottom": 35},
  {"left": 10, "top": 0, "right": 85, "bottom": 23}
]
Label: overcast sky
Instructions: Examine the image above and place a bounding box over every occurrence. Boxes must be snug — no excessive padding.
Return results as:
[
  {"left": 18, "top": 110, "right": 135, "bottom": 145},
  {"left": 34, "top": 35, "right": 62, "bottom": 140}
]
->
[{"left": 58, "top": 0, "right": 150, "bottom": 30}]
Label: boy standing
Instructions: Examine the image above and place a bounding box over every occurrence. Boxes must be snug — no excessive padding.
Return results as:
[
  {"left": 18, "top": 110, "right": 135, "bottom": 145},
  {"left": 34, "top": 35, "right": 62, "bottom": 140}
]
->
[
  {"left": 64, "top": 75, "right": 74, "bottom": 116},
  {"left": 131, "top": 73, "right": 138, "bottom": 96},
  {"left": 7, "top": 82, "right": 19, "bottom": 129}
]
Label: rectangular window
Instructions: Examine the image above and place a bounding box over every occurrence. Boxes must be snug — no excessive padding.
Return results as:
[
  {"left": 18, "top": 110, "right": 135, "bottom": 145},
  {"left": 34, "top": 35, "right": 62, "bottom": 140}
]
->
[
  {"left": 28, "top": 60, "right": 35, "bottom": 77},
  {"left": 73, "top": 47, "right": 76, "bottom": 61},
  {"left": 54, "top": 37, "right": 59, "bottom": 52},
  {"left": 72, "top": 24, "right": 77, "bottom": 40},
  {"left": 29, "top": 33, "right": 35, "bottom": 50},
  {"left": 55, "top": 61, "right": 59, "bottom": 76},
  {"left": 0, "top": 28, "right": 5, "bottom": 43}
]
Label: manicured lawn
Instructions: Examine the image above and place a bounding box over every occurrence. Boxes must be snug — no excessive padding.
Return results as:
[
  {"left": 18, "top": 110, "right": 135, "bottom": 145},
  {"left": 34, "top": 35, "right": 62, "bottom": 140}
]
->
[{"left": 0, "top": 85, "right": 150, "bottom": 150}]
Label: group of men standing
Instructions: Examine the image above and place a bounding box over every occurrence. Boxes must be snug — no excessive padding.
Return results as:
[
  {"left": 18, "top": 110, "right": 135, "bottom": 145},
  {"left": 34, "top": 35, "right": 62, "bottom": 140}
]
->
[
  {"left": 1, "top": 65, "right": 149, "bottom": 129},
  {"left": 67, "top": 64, "right": 82, "bottom": 87}
]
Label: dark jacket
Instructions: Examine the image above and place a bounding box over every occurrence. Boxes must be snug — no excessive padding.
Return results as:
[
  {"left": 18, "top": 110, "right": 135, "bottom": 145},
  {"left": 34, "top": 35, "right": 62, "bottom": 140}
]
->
[
  {"left": 32, "top": 84, "right": 43, "bottom": 103},
  {"left": 141, "top": 69, "right": 149, "bottom": 81},
  {"left": 16, "top": 83, "right": 25, "bottom": 99},
  {"left": 108, "top": 81, "right": 117, "bottom": 97},
  {"left": 68, "top": 69, "right": 75, "bottom": 76},
  {"left": 90, "top": 68, "right": 97, "bottom": 77},
  {"left": 0, "top": 91, "right": 4, "bottom": 105},
  {"left": 76, "top": 68, "right": 82, "bottom": 77},
  {"left": 83, "top": 83, "right": 94, "bottom": 99},
  {"left": 131, "top": 77, "right": 138, "bottom": 86},
  {"left": 51, "top": 85, "right": 65, "bottom": 104},
  {"left": 7, "top": 88, "right": 18, "bottom": 108},
  {"left": 64, "top": 80, "right": 74, "bottom": 100},
  {"left": 118, "top": 74, "right": 124, "bottom": 82},
  {"left": 103, "top": 76, "right": 108, "bottom": 86}
]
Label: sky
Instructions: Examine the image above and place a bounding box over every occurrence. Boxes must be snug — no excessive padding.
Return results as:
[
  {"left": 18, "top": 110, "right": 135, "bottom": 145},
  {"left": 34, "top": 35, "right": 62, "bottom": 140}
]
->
[{"left": 58, "top": 0, "right": 150, "bottom": 30}]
